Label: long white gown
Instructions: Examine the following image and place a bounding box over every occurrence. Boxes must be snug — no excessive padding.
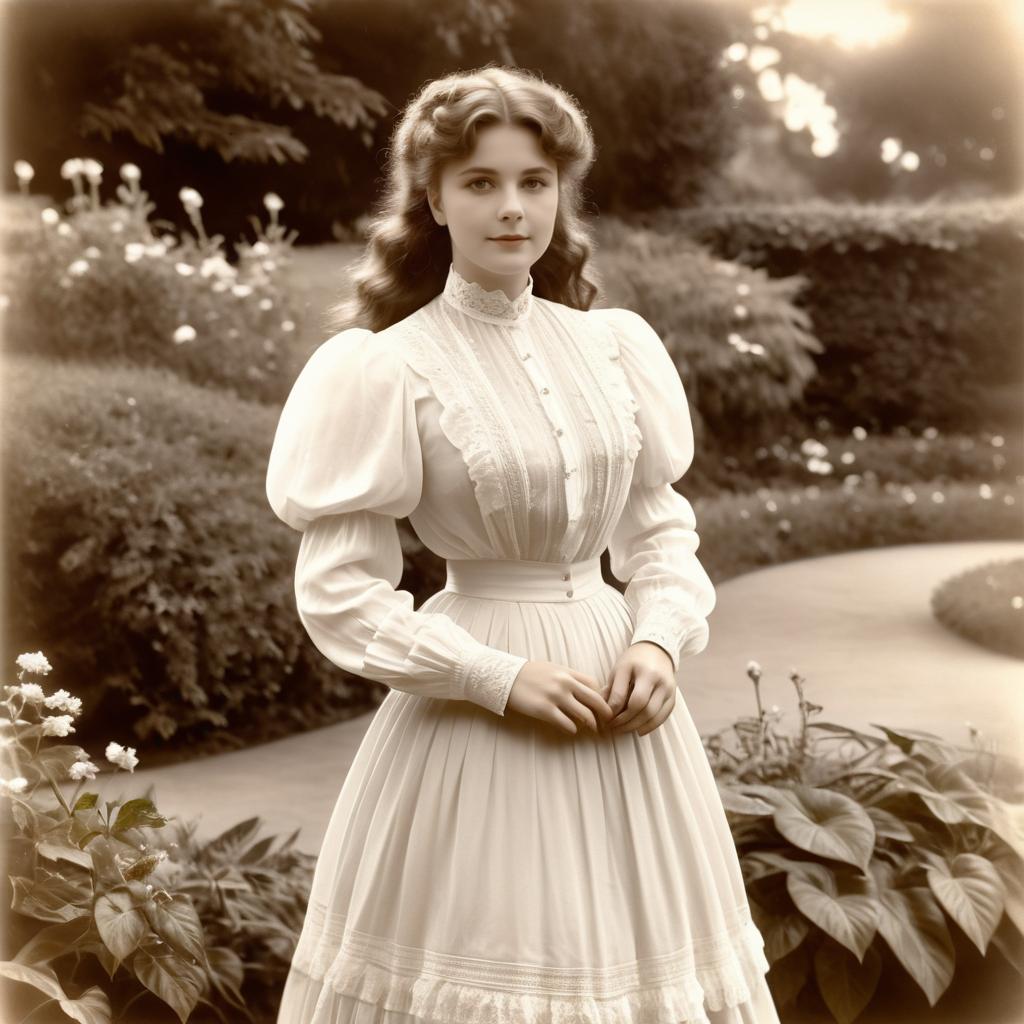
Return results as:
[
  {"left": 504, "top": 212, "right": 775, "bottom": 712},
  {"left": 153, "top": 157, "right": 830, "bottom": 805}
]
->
[{"left": 266, "top": 263, "right": 781, "bottom": 1023}]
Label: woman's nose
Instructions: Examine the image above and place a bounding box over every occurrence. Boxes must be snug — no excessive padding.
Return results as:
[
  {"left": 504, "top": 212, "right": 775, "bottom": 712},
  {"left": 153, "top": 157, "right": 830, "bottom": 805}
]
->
[{"left": 498, "top": 185, "right": 524, "bottom": 220}]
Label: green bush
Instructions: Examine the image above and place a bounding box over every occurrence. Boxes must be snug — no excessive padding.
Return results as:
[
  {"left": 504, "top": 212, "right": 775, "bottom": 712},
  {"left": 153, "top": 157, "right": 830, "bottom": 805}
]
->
[
  {"left": 705, "top": 663, "right": 1024, "bottom": 1022},
  {"left": 931, "top": 558, "right": 1024, "bottom": 660},
  {"left": 0, "top": 161, "right": 303, "bottom": 406},
  {"left": 648, "top": 195, "right": 1024, "bottom": 435},
  {"left": 1, "top": 354, "right": 365, "bottom": 748}
]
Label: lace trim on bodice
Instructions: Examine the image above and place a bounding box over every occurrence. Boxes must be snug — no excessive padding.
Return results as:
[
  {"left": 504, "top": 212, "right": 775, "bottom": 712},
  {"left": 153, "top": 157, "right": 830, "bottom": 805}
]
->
[
  {"left": 395, "top": 305, "right": 643, "bottom": 530},
  {"left": 442, "top": 263, "right": 534, "bottom": 325}
]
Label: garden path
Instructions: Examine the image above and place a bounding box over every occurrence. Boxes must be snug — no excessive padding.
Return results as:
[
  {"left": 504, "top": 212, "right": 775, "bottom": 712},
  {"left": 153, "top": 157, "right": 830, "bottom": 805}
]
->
[{"left": 78, "top": 540, "right": 1023, "bottom": 856}]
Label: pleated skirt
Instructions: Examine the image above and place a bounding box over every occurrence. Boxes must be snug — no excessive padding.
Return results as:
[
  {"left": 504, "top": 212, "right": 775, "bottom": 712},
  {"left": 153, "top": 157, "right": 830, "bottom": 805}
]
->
[{"left": 276, "top": 557, "right": 780, "bottom": 1024}]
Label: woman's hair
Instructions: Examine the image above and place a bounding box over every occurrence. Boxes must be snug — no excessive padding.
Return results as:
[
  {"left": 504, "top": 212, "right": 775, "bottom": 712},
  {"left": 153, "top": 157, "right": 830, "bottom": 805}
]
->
[{"left": 324, "top": 64, "right": 601, "bottom": 334}]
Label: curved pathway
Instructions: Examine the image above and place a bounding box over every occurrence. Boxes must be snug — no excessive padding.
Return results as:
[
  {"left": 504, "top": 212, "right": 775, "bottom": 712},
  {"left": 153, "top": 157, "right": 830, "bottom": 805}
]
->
[{"left": 79, "top": 541, "right": 1024, "bottom": 855}]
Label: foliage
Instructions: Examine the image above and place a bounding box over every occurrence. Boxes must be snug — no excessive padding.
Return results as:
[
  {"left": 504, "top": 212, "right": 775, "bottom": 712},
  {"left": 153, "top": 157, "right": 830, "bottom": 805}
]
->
[
  {"left": 2, "top": 161, "right": 303, "bottom": 405},
  {"left": 931, "top": 558, "right": 1024, "bottom": 661},
  {"left": 651, "top": 195, "right": 1024, "bottom": 434},
  {"left": 2, "top": 354, "right": 365, "bottom": 748},
  {"left": 705, "top": 661, "right": 1024, "bottom": 1022},
  {"left": 594, "top": 217, "right": 823, "bottom": 449},
  {"left": 0, "top": 654, "right": 226, "bottom": 1023}
]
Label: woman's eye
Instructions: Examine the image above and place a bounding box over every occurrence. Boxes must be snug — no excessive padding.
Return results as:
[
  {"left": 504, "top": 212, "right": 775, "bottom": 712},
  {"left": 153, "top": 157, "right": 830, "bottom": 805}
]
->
[
  {"left": 524, "top": 178, "right": 548, "bottom": 190},
  {"left": 468, "top": 179, "right": 492, "bottom": 190}
]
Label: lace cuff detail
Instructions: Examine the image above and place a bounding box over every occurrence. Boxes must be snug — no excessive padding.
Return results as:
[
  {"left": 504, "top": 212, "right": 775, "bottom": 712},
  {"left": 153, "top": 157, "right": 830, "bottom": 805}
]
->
[
  {"left": 631, "top": 591, "right": 710, "bottom": 672},
  {"left": 456, "top": 648, "right": 529, "bottom": 716}
]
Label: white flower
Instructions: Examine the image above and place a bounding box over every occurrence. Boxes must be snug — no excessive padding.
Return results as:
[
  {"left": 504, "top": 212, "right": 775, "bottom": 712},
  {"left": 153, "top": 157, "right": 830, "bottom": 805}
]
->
[
  {"left": 57, "top": 223, "right": 73, "bottom": 238},
  {"left": 15, "top": 682, "right": 46, "bottom": 701},
  {"left": 144, "top": 242, "right": 166, "bottom": 258},
  {"left": 979, "top": 483, "right": 993, "bottom": 499},
  {"left": 60, "top": 158, "right": 84, "bottom": 180},
  {"left": 251, "top": 241, "right": 270, "bottom": 256},
  {"left": 43, "top": 689, "right": 83, "bottom": 716},
  {"left": 200, "top": 255, "right": 234, "bottom": 279},
  {"left": 82, "top": 159, "right": 103, "bottom": 183},
  {"left": 124, "top": 242, "right": 145, "bottom": 263},
  {"left": 263, "top": 192, "right": 284, "bottom": 213},
  {"left": 178, "top": 186, "right": 203, "bottom": 209},
  {"left": 4, "top": 777, "right": 28, "bottom": 794},
  {"left": 991, "top": 435, "right": 1005, "bottom": 448},
  {"left": 40, "top": 208, "right": 60, "bottom": 226},
  {"left": 41, "top": 714, "right": 76, "bottom": 737},
  {"left": 106, "top": 742, "right": 139, "bottom": 772},
  {"left": 733, "top": 303, "right": 748, "bottom": 319},
  {"left": 852, "top": 426, "right": 867, "bottom": 440},
  {"left": 174, "top": 262, "right": 196, "bottom": 277},
  {"left": 16, "top": 652, "right": 51, "bottom": 675},
  {"left": 931, "top": 491, "right": 945, "bottom": 504},
  {"left": 1012, "top": 596, "right": 1023, "bottom": 611},
  {"left": 68, "top": 760, "right": 99, "bottom": 781},
  {"left": 14, "top": 160, "right": 35, "bottom": 182},
  {"left": 258, "top": 297, "right": 273, "bottom": 311},
  {"left": 173, "top": 324, "right": 197, "bottom": 345},
  {"left": 281, "top": 319, "right": 295, "bottom": 332},
  {"left": 84, "top": 246, "right": 101, "bottom": 259},
  {"left": 68, "top": 259, "right": 90, "bottom": 276},
  {"left": 110, "top": 220, "right": 124, "bottom": 234},
  {"left": 119, "top": 163, "right": 141, "bottom": 182},
  {"left": 746, "top": 659, "right": 762, "bottom": 676},
  {"left": 231, "top": 283, "right": 253, "bottom": 298}
]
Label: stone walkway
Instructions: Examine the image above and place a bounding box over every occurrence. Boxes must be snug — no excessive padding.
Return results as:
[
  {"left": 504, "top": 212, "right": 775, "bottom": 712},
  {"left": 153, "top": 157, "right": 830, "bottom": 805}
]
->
[{"left": 77, "top": 540, "right": 1024, "bottom": 855}]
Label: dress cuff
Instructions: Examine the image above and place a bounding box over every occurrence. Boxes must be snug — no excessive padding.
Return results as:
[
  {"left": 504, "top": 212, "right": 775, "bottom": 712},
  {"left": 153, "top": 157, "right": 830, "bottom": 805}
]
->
[
  {"left": 630, "top": 591, "right": 710, "bottom": 672},
  {"left": 456, "top": 648, "right": 529, "bottom": 717}
]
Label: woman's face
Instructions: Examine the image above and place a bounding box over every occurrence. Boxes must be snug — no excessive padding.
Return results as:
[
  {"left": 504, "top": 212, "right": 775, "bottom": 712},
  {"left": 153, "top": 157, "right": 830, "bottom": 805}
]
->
[{"left": 428, "top": 122, "right": 559, "bottom": 298}]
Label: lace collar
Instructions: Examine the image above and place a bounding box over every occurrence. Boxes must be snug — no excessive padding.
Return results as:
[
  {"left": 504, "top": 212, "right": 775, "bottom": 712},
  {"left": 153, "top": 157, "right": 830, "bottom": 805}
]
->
[{"left": 441, "top": 263, "right": 534, "bottom": 325}]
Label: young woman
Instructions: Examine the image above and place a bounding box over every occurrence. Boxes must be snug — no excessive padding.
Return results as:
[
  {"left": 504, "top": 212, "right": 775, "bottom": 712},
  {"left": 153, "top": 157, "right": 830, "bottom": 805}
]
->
[{"left": 267, "top": 65, "right": 781, "bottom": 1024}]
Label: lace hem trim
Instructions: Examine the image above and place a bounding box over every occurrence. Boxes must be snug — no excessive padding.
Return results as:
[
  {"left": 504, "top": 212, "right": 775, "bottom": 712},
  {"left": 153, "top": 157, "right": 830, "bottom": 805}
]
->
[{"left": 289, "top": 909, "right": 770, "bottom": 1024}]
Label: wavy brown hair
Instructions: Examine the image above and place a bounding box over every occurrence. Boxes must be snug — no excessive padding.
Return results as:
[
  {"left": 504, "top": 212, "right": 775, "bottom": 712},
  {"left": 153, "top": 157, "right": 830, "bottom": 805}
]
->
[{"left": 324, "top": 64, "right": 602, "bottom": 334}]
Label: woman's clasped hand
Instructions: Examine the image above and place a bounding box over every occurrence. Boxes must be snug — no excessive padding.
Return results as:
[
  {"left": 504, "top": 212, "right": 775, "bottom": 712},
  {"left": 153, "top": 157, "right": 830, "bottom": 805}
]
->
[{"left": 505, "top": 640, "right": 676, "bottom": 738}]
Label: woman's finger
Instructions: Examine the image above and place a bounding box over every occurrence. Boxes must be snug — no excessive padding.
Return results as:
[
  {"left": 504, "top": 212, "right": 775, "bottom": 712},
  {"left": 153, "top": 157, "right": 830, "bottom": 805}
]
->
[
  {"left": 611, "top": 676, "right": 654, "bottom": 729},
  {"left": 637, "top": 692, "right": 676, "bottom": 736}
]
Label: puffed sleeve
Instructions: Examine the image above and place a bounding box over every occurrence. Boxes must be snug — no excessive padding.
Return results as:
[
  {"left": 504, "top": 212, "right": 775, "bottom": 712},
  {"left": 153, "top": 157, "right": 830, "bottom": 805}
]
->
[
  {"left": 266, "top": 328, "right": 528, "bottom": 716},
  {"left": 602, "top": 308, "right": 717, "bottom": 671}
]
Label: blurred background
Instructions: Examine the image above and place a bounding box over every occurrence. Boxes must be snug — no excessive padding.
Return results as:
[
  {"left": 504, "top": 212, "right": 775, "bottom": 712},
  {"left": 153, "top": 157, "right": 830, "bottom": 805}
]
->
[{"left": 1, "top": 1, "right": 1023, "bottom": 1022}]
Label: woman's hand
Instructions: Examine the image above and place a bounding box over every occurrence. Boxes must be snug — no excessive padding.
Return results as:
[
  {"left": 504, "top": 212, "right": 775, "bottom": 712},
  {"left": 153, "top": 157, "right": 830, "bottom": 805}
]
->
[
  {"left": 603, "top": 642, "right": 677, "bottom": 736},
  {"left": 506, "top": 660, "right": 616, "bottom": 736}
]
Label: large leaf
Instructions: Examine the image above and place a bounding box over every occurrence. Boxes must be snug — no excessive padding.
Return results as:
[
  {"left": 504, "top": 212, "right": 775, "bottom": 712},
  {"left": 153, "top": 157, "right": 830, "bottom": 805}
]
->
[
  {"left": 142, "top": 894, "right": 207, "bottom": 967},
  {"left": 206, "top": 946, "right": 247, "bottom": 1012},
  {"left": 133, "top": 938, "right": 206, "bottom": 1024},
  {"left": 13, "top": 917, "right": 93, "bottom": 965},
  {"left": 925, "top": 853, "right": 1006, "bottom": 954},
  {"left": 718, "top": 785, "right": 775, "bottom": 816},
  {"left": 991, "top": 849, "right": 1024, "bottom": 939},
  {"left": 767, "top": 942, "right": 812, "bottom": 1008},
  {"left": 750, "top": 898, "right": 810, "bottom": 963},
  {"left": 111, "top": 797, "right": 167, "bottom": 833},
  {"left": 0, "top": 959, "right": 66, "bottom": 1000},
  {"left": 10, "top": 870, "right": 92, "bottom": 923},
  {"left": 786, "top": 863, "right": 879, "bottom": 961},
  {"left": 94, "top": 887, "right": 148, "bottom": 960},
  {"left": 37, "top": 840, "right": 95, "bottom": 871},
  {"left": 814, "top": 939, "right": 883, "bottom": 1024},
  {"left": 59, "top": 985, "right": 111, "bottom": 1024},
  {"left": 870, "top": 725, "right": 963, "bottom": 762},
  {"left": 874, "top": 885, "right": 955, "bottom": 1005},
  {"left": 862, "top": 805, "right": 915, "bottom": 843},
  {"left": 772, "top": 785, "right": 876, "bottom": 871}
]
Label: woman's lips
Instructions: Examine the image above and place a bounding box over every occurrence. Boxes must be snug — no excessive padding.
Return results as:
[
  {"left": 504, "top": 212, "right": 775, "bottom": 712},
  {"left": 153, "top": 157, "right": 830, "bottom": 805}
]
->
[{"left": 490, "top": 237, "right": 528, "bottom": 245}]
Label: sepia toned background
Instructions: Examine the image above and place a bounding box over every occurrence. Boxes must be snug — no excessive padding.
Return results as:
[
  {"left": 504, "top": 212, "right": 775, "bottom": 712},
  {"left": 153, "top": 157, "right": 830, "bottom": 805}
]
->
[{"left": 1, "top": 1, "right": 1022, "bottom": 1021}]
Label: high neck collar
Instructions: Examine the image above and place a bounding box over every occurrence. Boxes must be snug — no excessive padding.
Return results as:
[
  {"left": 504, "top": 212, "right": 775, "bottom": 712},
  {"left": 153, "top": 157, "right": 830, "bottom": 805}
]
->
[{"left": 441, "top": 263, "right": 534, "bottom": 325}]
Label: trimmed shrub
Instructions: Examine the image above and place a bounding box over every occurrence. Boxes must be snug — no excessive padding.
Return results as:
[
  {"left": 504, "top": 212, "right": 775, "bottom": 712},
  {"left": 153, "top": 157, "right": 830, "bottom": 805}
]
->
[
  {"left": 1, "top": 354, "right": 367, "bottom": 749},
  {"left": 931, "top": 558, "right": 1024, "bottom": 660},
  {"left": 647, "top": 195, "right": 1024, "bottom": 435}
]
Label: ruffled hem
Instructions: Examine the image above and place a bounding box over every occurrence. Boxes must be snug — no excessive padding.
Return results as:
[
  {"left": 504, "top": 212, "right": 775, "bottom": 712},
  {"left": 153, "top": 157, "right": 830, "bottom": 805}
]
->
[{"left": 288, "top": 917, "right": 771, "bottom": 1024}]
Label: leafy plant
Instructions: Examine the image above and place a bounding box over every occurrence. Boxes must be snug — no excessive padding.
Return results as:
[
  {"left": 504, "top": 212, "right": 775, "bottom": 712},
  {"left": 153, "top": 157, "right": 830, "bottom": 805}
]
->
[
  {"left": 705, "top": 661, "right": 1024, "bottom": 1023},
  {"left": 0, "top": 651, "right": 268, "bottom": 1023}
]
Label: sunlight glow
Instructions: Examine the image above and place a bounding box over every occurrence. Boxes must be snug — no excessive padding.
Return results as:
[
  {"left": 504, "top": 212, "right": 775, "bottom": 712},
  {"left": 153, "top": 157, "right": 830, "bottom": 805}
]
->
[{"left": 751, "top": 0, "right": 910, "bottom": 51}]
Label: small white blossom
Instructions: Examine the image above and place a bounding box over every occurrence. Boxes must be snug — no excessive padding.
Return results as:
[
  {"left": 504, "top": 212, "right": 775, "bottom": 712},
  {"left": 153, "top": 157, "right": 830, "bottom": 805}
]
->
[
  {"left": 144, "top": 242, "right": 166, "bottom": 258},
  {"left": 251, "top": 241, "right": 270, "bottom": 257},
  {"left": 57, "top": 223, "right": 73, "bottom": 238},
  {"left": 68, "top": 760, "right": 99, "bottom": 781},
  {"left": 40, "top": 208, "right": 60, "bottom": 226},
  {"left": 106, "top": 742, "right": 139, "bottom": 772},
  {"left": 1012, "top": 596, "right": 1023, "bottom": 610},
  {"left": 174, "top": 262, "right": 196, "bottom": 277},
  {"left": 17, "top": 652, "right": 51, "bottom": 675},
  {"left": 41, "top": 714, "right": 76, "bottom": 737},
  {"left": 259, "top": 297, "right": 273, "bottom": 311},
  {"left": 852, "top": 426, "right": 867, "bottom": 440},
  {"left": 231, "top": 283, "right": 253, "bottom": 298},
  {"left": 124, "top": 242, "right": 145, "bottom": 263},
  {"left": 43, "top": 689, "right": 83, "bottom": 716},
  {"left": 178, "top": 186, "right": 203, "bottom": 209},
  {"left": 15, "top": 682, "right": 46, "bottom": 701},
  {"left": 68, "top": 259, "right": 90, "bottom": 276},
  {"left": 14, "top": 160, "right": 35, "bottom": 182},
  {"left": 84, "top": 246, "right": 101, "bottom": 259},
  {"left": 4, "top": 777, "right": 29, "bottom": 794},
  {"left": 110, "top": 220, "right": 124, "bottom": 234},
  {"left": 60, "top": 158, "right": 84, "bottom": 180},
  {"left": 173, "top": 324, "right": 197, "bottom": 345},
  {"left": 119, "top": 163, "right": 141, "bottom": 182},
  {"left": 281, "top": 319, "right": 295, "bottom": 332},
  {"left": 263, "top": 192, "right": 284, "bottom": 213},
  {"left": 82, "top": 159, "right": 103, "bottom": 183}
]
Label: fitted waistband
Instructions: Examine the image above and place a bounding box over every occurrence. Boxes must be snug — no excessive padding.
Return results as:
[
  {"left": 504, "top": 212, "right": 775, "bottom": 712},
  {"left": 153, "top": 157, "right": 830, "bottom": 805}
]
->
[{"left": 444, "top": 557, "right": 605, "bottom": 602}]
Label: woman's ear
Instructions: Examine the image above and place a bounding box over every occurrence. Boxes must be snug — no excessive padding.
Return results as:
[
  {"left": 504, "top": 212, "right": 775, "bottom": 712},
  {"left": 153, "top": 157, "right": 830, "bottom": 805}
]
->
[{"left": 427, "top": 188, "right": 446, "bottom": 227}]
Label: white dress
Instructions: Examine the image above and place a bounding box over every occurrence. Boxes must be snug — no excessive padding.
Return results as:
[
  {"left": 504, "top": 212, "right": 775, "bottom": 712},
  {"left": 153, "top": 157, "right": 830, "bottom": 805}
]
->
[{"left": 266, "top": 263, "right": 780, "bottom": 1024}]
